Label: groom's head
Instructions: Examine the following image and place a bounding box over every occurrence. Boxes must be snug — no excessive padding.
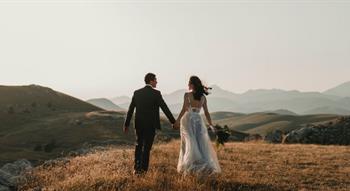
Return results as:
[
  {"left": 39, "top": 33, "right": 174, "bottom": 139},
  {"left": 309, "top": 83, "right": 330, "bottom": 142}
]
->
[{"left": 145, "top": 73, "right": 157, "bottom": 88}]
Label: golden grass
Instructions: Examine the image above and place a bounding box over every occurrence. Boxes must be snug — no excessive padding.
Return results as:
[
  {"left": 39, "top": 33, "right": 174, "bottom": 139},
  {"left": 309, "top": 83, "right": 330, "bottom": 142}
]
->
[{"left": 20, "top": 141, "right": 350, "bottom": 191}]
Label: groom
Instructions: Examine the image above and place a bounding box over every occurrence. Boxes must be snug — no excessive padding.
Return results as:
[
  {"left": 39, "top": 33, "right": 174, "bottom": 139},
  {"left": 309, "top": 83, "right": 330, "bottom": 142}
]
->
[{"left": 123, "top": 73, "right": 177, "bottom": 174}]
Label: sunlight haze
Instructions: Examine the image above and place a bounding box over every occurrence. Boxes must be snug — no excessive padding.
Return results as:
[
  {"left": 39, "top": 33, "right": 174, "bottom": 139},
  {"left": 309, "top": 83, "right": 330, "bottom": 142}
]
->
[{"left": 1, "top": 0, "right": 349, "bottom": 99}]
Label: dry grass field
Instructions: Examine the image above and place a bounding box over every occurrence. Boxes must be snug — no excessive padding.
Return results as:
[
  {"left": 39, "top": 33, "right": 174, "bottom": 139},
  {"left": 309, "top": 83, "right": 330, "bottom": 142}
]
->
[{"left": 19, "top": 141, "right": 350, "bottom": 191}]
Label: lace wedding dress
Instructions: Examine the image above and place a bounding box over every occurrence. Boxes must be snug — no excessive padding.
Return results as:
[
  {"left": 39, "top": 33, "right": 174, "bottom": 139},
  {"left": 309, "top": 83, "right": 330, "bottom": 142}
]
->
[{"left": 177, "top": 95, "right": 221, "bottom": 175}]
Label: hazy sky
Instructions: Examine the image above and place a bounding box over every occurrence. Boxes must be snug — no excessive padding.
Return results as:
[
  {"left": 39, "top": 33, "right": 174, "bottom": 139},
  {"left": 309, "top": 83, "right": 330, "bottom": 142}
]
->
[{"left": 1, "top": 0, "right": 349, "bottom": 99}]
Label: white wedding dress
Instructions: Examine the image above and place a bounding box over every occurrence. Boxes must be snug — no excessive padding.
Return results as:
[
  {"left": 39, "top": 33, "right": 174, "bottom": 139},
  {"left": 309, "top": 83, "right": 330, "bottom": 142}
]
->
[{"left": 177, "top": 95, "right": 221, "bottom": 175}]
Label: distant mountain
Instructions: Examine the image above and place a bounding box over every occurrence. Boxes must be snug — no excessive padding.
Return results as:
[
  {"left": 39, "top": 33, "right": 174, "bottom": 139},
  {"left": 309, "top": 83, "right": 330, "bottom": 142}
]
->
[
  {"left": 163, "top": 85, "right": 239, "bottom": 110},
  {"left": 113, "top": 82, "right": 350, "bottom": 115},
  {"left": 110, "top": 96, "right": 131, "bottom": 105},
  {"left": 302, "top": 106, "right": 350, "bottom": 115},
  {"left": 116, "top": 85, "right": 241, "bottom": 113},
  {"left": 209, "top": 85, "right": 239, "bottom": 100},
  {"left": 163, "top": 89, "right": 187, "bottom": 105},
  {"left": 324, "top": 81, "right": 350, "bottom": 97},
  {"left": 239, "top": 96, "right": 339, "bottom": 114},
  {"left": 236, "top": 89, "right": 338, "bottom": 103},
  {"left": 87, "top": 98, "right": 124, "bottom": 111},
  {"left": 206, "top": 97, "right": 240, "bottom": 112}
]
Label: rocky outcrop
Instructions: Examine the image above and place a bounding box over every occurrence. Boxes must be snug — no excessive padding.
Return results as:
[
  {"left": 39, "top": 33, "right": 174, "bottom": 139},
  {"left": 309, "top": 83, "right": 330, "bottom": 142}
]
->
[
  {"left": 244, "top": 134, "right": 263, "bottom": 142},
  {"left": 0, "top": 186, "right": 10, "bottom": 191},
  {"left": 0, "top": 145, "right": 119, "bottom": 190},
  {"left": 0, "top": 159, "right": 32, "bottom": 190},
  {"left": 283, "top": 117, "right": 350, "bottom": 145},
  {"left": 265, "top": 130, "right": 284, "bottom": 143}
]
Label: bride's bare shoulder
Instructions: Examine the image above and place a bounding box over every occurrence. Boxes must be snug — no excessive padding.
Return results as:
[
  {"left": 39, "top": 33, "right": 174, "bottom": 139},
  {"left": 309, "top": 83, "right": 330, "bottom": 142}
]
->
[{"left": 184, "top": 92, "right": 192, "bottom": 97}]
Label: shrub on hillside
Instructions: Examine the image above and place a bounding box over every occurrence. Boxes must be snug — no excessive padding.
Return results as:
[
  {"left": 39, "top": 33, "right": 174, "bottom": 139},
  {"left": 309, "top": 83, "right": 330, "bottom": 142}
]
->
[
  {"left": 44, "top": 140, "right": 57, "bottom": 153},
  {"left": 31, "top": 102, "right": 37, "bottom": 108},
  {"left": 33, "top": 144, "right": 43, "bottom": 151},
  {"left": 7, "top": 106, "right": 15, "bottom": 114}
]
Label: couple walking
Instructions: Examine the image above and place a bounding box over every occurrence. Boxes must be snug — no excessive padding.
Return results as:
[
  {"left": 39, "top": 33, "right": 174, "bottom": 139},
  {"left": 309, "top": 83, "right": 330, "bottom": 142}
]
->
[{"left": 123, "top": 73, "right": 221, "bottom": 175}]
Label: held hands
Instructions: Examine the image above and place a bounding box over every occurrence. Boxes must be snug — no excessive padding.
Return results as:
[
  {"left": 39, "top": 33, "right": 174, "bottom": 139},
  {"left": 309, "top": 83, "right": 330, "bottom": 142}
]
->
[{"left": 172, "top": 120, "right": 180, "bottom": 130}]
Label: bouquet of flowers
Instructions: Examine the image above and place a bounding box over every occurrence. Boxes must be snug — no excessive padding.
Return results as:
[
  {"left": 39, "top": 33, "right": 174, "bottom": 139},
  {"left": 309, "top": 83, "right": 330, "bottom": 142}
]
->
[{"left": 209, "top": 124, "right": 231, "bottom": 147}]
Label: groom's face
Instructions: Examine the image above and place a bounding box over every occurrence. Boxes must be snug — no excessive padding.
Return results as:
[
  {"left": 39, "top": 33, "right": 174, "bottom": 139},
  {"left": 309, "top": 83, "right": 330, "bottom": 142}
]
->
[{"left": 150, "top": 77, "right": 157, "bottom": 88}]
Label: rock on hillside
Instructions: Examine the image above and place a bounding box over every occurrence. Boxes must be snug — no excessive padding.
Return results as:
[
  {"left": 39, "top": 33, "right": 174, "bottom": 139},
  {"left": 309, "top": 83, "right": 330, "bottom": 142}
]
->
[
  {"left": 0, "top": 159, "right": 32, "bottom": 191},
  {"left": 265, "top": 130, "right": 284, "bottom": 143},
  {"left": 283, "top": 117, "right": 350, "bottom": 145}
]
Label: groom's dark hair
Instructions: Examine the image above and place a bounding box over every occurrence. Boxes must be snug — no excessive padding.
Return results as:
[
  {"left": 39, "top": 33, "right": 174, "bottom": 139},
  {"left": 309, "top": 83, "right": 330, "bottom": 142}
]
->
[{"left": 144, "top": 73, "right": 156, "bottom": 84}]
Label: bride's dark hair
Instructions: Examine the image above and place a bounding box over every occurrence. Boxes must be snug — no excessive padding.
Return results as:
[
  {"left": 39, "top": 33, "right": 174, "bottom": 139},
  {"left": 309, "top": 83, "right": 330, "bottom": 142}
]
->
[{"left": 189, "top": 76, "right": 211, "bottom": 101}]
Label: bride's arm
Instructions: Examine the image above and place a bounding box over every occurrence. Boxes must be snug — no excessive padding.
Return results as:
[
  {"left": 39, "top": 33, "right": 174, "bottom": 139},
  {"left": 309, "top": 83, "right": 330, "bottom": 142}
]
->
[
  {"left": 175, "top": 93, "right": 189, "bottom": 126},
  {"left": 203, "top": 96, "right": 213, "bottom": 126}
]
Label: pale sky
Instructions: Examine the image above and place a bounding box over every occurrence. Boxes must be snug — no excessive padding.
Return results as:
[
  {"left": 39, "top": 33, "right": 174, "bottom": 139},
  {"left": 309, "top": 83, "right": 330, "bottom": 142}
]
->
[{"left": 1, "top": 0, "right": 349, "bottom": 99}]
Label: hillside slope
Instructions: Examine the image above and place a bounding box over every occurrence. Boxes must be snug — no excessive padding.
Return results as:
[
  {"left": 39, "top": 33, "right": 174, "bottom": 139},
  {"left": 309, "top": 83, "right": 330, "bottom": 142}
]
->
[
  {"left": 0, "top": 85, "right": 100, "bottom": 113},
  {"left": 213, "top": 112, "right": 338, "bottom": 135},
  {"left": 0, "top": 85, "right": 134, "bottom": 165},
  {"left": 302, "top": 106, "right": 350, "bottom": 115}
]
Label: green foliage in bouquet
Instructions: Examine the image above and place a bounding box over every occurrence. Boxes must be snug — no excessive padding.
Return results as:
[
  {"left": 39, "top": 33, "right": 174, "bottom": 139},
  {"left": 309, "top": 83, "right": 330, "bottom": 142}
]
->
[{"left": 211, "top": 125, "right": 231, "bottom": 147}]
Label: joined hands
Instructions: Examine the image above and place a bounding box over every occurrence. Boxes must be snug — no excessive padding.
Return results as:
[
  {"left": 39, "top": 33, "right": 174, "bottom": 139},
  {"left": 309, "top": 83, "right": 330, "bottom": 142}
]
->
[{"left": 172, "top": 120, "right": 180, "bottom": 130}]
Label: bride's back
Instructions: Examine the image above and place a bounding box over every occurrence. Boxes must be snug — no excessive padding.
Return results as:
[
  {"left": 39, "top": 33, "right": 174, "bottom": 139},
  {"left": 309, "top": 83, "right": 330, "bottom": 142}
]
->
[{"left": 187, "top": 92, "right": 205, "bottom": 110}]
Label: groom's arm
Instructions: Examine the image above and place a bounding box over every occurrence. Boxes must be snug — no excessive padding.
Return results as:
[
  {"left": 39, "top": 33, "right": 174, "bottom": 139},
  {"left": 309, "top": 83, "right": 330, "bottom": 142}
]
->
[
  {"left": 157, "top": 92, "right": 176, "bottom": 124},
  {"left": 124, "top": 93, "right": 136, "bottom": 128}
]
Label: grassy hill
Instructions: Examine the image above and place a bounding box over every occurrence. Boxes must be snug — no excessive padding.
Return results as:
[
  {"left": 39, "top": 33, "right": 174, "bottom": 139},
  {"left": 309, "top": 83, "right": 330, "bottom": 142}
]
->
[
  {"left": 267, "top": 109, "right": 297, "bottom": 116},
  {"left": 302, "top": 106, "right": 350, "bottom": 115},
  {"left": 213, "top": 112, "right": 338, "bottom": 135},
  {"left": 19, "top": 141, "right": 350, "bottom": 191},
  {"left": 0, "top": 85, "right": 100, "bottom": 113},
  {"left": 0, "top": 111, "right": 134, "bottom": 165},
  {"left": 209, "top": 111, "right": 245, "bottom": 121},
  {"left": 0, "top": 85, "right": 136, "bottom": 166}
]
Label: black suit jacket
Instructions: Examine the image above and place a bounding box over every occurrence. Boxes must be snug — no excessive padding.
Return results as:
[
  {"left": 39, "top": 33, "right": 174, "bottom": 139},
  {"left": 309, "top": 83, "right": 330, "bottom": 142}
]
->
[{"left": 124, "top": 86, "right": 176, "bottom": 130}]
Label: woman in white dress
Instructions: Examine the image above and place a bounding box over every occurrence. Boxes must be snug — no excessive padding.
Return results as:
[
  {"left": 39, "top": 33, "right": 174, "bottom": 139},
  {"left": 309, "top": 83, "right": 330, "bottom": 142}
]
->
[{"left": 174, "top": 76, "right": 221, "bottom": 175}]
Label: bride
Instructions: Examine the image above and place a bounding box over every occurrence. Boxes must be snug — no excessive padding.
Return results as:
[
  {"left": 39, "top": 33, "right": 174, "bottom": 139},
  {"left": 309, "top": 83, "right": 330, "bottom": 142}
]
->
[{"left": 174, "top": 76, "right": 221, "bottom": 175}]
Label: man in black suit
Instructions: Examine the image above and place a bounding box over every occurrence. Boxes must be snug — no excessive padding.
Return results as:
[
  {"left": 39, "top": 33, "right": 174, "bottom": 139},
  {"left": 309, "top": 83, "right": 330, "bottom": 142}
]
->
[{"left": 123, "top": 73, "right": 177, "bottom": 174}]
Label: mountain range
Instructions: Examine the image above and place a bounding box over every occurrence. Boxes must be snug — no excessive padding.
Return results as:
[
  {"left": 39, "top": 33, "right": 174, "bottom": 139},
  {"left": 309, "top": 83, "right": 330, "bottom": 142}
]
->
[
  {"left": 0, "top": 84, "right": 347, "bottom": 165},
  {"left": 105, "top": 81, "right": 350, "bottom": 115},
  {"left": 87, "top": 98, "right": 125, "bottom": 111}
]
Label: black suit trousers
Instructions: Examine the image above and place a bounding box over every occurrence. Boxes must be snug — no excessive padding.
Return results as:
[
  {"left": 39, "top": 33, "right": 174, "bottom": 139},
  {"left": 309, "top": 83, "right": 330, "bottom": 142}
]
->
[{"left": 134, "top": 127, "right": 155, "bottom": 172}]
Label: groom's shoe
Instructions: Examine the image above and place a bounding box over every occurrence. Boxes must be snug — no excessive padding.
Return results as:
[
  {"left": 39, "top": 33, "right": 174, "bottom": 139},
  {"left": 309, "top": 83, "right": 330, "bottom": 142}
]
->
[
  {"left": 133, "top": 170, "right": 145, "bottom": 176},
  {"left": 133, "top": 169, "right": 139, "bottom": 174}
]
